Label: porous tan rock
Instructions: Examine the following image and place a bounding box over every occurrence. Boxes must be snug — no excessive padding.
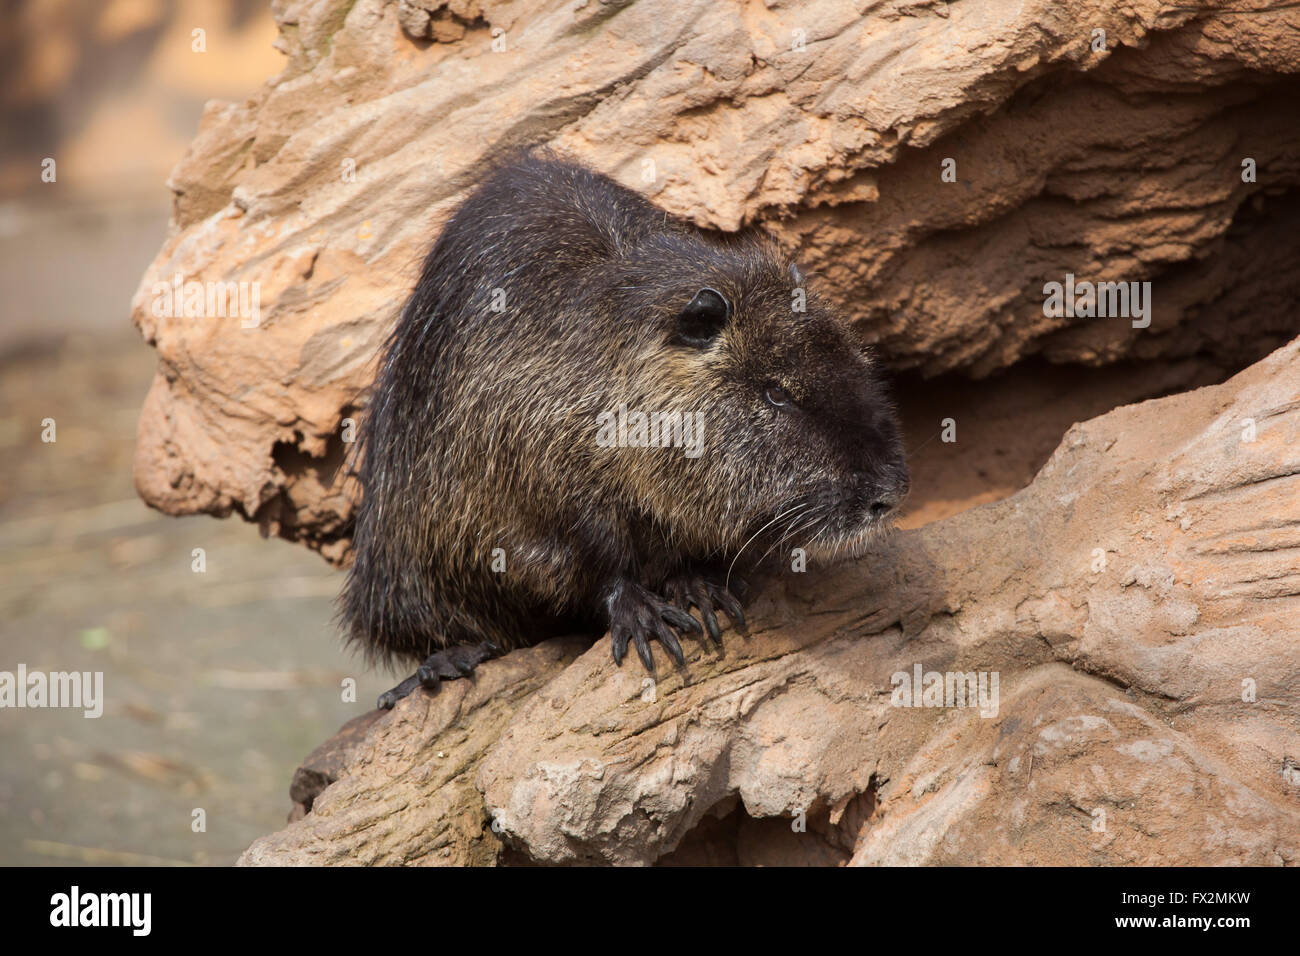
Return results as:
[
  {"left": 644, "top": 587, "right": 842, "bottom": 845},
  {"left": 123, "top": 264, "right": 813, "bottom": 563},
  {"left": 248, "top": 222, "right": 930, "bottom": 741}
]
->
[
  {"left": 239, "top": 336, "right": 1300, "bottom": 866},
  {"left": 131, "top": 0, "right": 1300, "bottom": 558}
]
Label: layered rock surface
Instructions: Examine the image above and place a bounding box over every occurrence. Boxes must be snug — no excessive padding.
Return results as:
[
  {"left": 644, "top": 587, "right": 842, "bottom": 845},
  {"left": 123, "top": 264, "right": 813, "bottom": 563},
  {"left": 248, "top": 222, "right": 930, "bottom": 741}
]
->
[
  {"left": 240, "top": 336, "right": 1300, "bottom": 866},
  {"left": 131, "top": 0, "right": 1300, "bottom": 558},
  {"left": 125, "top": 0, "right": 1300, "bottom": 865}
]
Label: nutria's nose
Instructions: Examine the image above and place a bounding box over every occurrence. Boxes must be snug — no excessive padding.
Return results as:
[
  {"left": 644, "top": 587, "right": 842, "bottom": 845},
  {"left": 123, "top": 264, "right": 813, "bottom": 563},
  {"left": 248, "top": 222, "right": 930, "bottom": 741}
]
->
[
  {"left": 867, "top": 475, "right": 909, "bottom": 518},
  {"left": 869, "top": 490, "right": 903, "bottom": 519}
]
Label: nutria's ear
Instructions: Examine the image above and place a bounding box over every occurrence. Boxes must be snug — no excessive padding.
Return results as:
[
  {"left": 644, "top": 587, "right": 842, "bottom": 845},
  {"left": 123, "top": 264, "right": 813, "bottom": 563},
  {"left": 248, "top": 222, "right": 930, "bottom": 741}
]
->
[{"left": 673, "top": 288, "right": 731, "bottom": 347}]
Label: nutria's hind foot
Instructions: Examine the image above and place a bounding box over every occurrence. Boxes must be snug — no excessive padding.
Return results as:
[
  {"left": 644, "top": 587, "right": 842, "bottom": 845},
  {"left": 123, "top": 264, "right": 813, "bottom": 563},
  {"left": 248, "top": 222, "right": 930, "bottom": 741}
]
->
[
  {"left": 664, "top": 572, "right": 747, "bottom": 645},
  {"left": 607, "top": 580, "right": 702, "bottom": 672},
  {"left": 376, "top": 641, "right": 499, "bottom": 710},
  {"left": 377, "top": 674, "right": 421, "bottom": 710}
]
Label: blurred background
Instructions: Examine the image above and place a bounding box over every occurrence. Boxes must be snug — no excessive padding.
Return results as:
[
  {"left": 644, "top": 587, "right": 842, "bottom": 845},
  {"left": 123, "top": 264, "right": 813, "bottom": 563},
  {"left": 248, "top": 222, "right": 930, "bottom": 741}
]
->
[{"left": 0, "top": 0, "right": 391, "bottom": 866}]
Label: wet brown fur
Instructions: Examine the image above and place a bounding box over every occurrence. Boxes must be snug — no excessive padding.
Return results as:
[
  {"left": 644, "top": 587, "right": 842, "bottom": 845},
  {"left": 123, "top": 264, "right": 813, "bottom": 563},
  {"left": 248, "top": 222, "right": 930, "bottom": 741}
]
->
[{"left": 341, "top": 151, "right": 909, "bottom": 669}]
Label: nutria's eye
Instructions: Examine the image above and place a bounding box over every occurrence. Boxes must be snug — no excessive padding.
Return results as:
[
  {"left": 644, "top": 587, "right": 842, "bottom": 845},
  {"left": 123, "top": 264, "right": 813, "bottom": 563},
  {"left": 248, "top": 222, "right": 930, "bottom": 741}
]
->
[
  {"left": 673, "top": 288, "right": 731, "bottom": 347},
  {"left": 765, "top": 384, "right": 792, "bottom": 408}
]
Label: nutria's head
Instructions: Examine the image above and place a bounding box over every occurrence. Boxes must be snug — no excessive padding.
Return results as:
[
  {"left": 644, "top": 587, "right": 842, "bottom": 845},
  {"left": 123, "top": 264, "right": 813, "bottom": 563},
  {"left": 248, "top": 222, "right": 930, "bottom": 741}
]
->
[{"left": 605, "top": 232, "right": 910, "bottom": 563}]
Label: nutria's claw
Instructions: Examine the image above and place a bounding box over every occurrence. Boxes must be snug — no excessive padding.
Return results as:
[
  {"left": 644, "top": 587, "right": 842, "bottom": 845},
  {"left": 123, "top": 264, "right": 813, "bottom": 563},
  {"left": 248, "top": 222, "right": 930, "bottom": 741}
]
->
[
  {"left": 664, "top": 572, "right": 747, "bottom": 644},
  {"left": 607, "top": 581, "right": 702, "bottom": 672},
  {"left": 713, "top": 586, "right": 746, "bottom": 631},
  {"left": 377, "top": 641, "right": 499, "bottom": 709}
]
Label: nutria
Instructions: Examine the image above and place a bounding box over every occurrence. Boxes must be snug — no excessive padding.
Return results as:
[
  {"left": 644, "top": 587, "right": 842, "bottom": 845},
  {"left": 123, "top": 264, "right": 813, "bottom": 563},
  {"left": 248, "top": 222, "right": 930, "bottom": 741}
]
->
[{"left": 341, "top": 151, "right": 909, "bottom": 708}]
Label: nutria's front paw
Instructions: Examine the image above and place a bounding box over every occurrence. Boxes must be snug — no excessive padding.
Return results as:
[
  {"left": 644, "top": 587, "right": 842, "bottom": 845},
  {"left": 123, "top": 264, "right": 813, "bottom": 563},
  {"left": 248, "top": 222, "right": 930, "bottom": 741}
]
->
[
  {"left": 663, "top": 573, "right": 747, "bottom": 645},
  {"left": 606, "top": 580, "right": 702, "bottom": 672}
]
